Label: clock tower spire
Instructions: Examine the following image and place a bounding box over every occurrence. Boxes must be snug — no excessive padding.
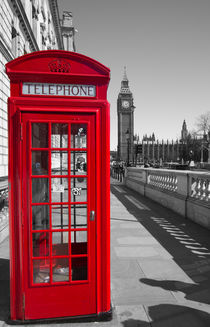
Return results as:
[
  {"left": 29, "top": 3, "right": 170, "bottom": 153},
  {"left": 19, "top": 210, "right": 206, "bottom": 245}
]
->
[{"left": 117, "top": 67, "right": 135, "bottom": 163}]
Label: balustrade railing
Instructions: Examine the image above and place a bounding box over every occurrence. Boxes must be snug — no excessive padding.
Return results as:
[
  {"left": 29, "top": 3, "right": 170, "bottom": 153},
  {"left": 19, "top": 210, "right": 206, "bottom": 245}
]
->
[
  {"left": 190, "top": 175, "right": 210, "bottom": 202},
  {"left": 148, "top": 172, "right": 178, "bottom": 192},
  {"left": 125, "top": 167, "right": 210, "bottom": 229}
]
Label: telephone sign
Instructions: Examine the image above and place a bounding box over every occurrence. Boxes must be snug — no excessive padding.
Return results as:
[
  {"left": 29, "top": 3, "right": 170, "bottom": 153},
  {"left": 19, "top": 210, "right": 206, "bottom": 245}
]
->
[
  {"left": 22, "top": 82, "right": 96, "bottom": 97},
  {"left": 6, "top": 51, "right": 111, "bottom": 323}
]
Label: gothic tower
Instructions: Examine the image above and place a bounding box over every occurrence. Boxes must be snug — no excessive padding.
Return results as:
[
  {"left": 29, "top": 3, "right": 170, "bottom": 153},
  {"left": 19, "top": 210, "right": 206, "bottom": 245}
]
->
[
  {"left": 181, "top": 119, "right": 188, "bottom": 143},
  {"left": 117, "top": 67, "right": 135, "bottom": 163}
]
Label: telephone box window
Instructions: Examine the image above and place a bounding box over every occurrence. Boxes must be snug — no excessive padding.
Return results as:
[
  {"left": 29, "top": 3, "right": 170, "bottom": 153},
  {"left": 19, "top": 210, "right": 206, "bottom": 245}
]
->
[
  {"left": 51, "top": 178, "right": 68, "bottom": 202},
  {"left": 51, "top": 151, "right": 68, "bottom": 175},
  {"left": 32, "top": 151, "right": 48, "bottom": 175},
  {"left": 71, "top": 152, "right": 87, "bottom": 175},
  {"left": 52, "top": 231, "right": 69, "bottom": 256},
  {"left": 71, "top": 124, "right": 87, "bottom": 148},
  {"left": 33, "top": 259, "right": 50, "bottom": 284},
  {"left": 32, "top": 178, "right": 49, "bottom": 203},
  {"left": 32, "top": 123, "right": 48, "bottom": 148},
  {"left": 52, "top": 258, "right": 69, "bottom": 282},
  {"left": 71, "top": 178, "right": 87, "bottom": 202},
  {"left": 51, "top": 123, "right": 68, "bottom": 148},
  {"left": 32, "top": 232, "right": 49, "bottom": 257},
  {"left": 72, "top": 257, "right": 87, "bottom": 281},
  {"left": 71, "top": 231, "right": 87, "bottom": 255},
  {"left": 71, "top": 205, "right": 87, "bottom": 228},
  {"left": 51, "top": 205, "right": 69, "bottom": 229},
  {"left": 32, "top": 205, "right": 49, "bottom": 230}
]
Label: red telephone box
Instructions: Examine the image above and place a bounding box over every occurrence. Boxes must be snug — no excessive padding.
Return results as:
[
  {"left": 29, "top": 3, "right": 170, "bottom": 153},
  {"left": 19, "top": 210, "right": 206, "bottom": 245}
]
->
[{"left": 6, "top": 50, "right": 111, "bottom": 322}]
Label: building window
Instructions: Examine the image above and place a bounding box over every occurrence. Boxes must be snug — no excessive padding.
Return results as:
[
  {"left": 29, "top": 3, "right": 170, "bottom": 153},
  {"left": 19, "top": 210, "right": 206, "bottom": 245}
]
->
[{"left": 11, "top": 23, "right": 18, "bottom": 57}]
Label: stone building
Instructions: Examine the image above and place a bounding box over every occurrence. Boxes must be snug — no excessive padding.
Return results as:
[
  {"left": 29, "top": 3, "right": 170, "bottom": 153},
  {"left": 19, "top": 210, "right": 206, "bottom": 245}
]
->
[
  {"left": 0, "top": 0, "right": 76, "bottom": 242},
  {"left": 0, "top": 0, "right": 76, "bottom": 179},
  {"left": 134, "top": 120, "right": 209, "bottom": 166}
]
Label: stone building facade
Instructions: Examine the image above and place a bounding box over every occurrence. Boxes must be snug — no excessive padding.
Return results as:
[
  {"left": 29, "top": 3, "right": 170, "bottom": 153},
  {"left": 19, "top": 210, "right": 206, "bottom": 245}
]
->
[
  {"left": 0, "top": 0, "right": 76, "bottom": 179},
  {"left": 0, "top": 0, "right": 76, "bottom": 242}
]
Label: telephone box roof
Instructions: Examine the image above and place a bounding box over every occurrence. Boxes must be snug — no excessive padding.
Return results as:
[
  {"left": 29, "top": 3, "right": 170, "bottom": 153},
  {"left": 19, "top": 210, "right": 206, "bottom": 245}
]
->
[{"left": 6, "top": 50, "right": 110, "bottom": 83}]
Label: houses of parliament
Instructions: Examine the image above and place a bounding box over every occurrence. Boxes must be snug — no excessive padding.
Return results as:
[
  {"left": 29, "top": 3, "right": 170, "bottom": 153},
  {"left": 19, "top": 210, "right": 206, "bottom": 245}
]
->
[{"left": 117, "top": 69, "right": 210, "bottom": 165}]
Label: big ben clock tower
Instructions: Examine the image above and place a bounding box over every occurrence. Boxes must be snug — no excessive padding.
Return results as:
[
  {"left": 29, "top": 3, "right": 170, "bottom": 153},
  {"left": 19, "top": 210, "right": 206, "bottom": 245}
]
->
[{"left": 117, "top": 67, "right": 135, "bottom": 163}]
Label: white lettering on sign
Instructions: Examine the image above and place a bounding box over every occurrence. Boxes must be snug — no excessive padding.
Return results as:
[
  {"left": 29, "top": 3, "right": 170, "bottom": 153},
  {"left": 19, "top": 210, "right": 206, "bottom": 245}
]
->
[{"left": 22, "top": 83, "right": 96, "bottom": 97}]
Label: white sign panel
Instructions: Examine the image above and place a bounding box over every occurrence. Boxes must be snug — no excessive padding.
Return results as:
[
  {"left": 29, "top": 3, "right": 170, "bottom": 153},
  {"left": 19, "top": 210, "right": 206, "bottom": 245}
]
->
[{"left": 22, "top": 82, "right": 96, "bottom": 97}]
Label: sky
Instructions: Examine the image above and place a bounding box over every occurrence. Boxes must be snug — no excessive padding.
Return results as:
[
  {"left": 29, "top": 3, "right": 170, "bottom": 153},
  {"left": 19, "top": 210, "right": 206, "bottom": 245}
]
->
[{"left": 58, "top": 0, "right": 210, "bottom": 150}]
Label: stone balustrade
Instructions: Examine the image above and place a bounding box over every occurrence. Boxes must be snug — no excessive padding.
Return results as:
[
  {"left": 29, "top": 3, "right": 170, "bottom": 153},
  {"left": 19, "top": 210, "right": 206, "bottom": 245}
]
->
[{"left": 125, "top": 167, "right": 210, "bottom": 229}]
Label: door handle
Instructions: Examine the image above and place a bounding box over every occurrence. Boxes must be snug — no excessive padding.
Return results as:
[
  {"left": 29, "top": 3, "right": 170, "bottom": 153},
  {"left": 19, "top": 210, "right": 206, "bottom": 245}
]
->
[{"left": 90, "top": 211, "right": 95, "bottom": 221}]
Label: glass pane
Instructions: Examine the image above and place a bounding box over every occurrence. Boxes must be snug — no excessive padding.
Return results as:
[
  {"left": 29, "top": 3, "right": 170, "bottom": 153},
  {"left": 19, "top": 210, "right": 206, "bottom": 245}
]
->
[
  {"left": 52, "top": 231, "right": 69, "bottom": 256},
  {"left": 32, "top": 178, "right": 49, "bottom": 203},
  {"left": 32, "top": 123, "right": 48, "bottom": 148},
  {"left": 71, "top": 231, "right": 87, "bottom": 255},
  {"left": 51, "top": 123, "right": 68, "bottom": 148},
  {"left": 71, "top": 152, "right": 87, "bottom": 175},
  {"left": 32, "top": 151, "right": 48, "bottom": 175},
  {"left": 51, "top": 178, "right": 68, "bottom": 203},
  {"left": 72, "top": 257, "right": 87, "bottom": 281},
  {"left": 71, "top": 124, "right": 87, "bottom": 148},
  {"left": 51, "top": 151, "right": 68, "bottom": 175},
  {"left": 71, "top": 178, "right": 87, "bottom": 202},
  {"left": 52, "top": 205, "right": 69, "bottom": 229},
  {"left": 33, "top": 259, "right": 50, "bottom": 284},
  {"left": 71, "top": 205, "right": 87, "bottom": 228},
  {"left": 32, "top": 232, "right": 49, "bottom": 257},
  {"left": 32, "top": 205, "right": 49, "bottom": 230},
  {"left": 52, "top": 258, "right": 69, "bottom": 282}
]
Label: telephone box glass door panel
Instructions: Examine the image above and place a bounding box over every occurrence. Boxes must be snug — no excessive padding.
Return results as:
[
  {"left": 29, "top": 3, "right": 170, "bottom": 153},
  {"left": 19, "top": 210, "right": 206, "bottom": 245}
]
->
[{"left": 22, "top": 113, "right": 96, "bottom": 319}]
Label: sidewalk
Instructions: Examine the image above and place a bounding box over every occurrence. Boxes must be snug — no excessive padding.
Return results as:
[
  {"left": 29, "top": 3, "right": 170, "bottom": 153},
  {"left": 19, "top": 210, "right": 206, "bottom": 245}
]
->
[
  {"left": 111, "top": 178, "right": 210, "bottom": 326},
  {"left": 1, "top": 179, "right": 210, "bottom": 326}
]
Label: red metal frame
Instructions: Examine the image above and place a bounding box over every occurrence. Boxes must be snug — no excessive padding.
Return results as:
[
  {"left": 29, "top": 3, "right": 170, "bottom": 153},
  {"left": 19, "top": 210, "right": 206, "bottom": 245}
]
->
[{"left": 6, "top": 51, "right": 110, "bottom": 321}]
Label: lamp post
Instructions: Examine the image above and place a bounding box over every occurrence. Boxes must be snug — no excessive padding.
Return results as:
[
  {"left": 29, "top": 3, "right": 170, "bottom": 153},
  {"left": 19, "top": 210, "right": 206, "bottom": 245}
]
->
[
  {"left": 133, "top": 135, "right": 139, "bottom": 166},
  {"left": 125, "top": 129, "right": 130, "bottom": 166}
]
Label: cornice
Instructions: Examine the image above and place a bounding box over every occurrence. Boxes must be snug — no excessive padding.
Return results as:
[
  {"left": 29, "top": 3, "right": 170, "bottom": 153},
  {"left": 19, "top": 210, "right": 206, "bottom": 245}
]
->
[
  {"left": 11, "top": 0, "right": 39, "bottom": 51},
  {"left": 49, "top": 0, "right": 64, "bottom": 50}
]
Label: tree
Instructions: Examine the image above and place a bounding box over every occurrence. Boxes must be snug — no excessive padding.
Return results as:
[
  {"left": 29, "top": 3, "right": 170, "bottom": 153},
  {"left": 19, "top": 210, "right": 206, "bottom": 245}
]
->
[{"left": 195, "top": 111, "right": 210, "bottom": 135}]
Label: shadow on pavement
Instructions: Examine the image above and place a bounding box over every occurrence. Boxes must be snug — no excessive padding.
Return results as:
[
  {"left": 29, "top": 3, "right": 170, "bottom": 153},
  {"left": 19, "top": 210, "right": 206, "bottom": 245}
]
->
[
  {"left": 121, "top": 318, "right": 150, "bottom": 326},
  {"left": 141, "top": 277, "right": 210, "bottom": 305},
  {"left": 0, "top": 258, "right": 10, "bottom": 322},
  {"left": 111, "top": 185, "right": 210, "bottom": 320},
  {"left": 147, "top": 304, "right": 210, "bottom": 327},
  {"left": 120, "top": 304, "right": 210, "bottom": 326}
]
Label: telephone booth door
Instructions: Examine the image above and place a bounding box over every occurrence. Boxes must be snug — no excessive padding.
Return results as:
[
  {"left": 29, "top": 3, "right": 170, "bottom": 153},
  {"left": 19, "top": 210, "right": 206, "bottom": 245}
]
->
[{"left": 22, "top": 112, "right": 96, "bottom": 320}]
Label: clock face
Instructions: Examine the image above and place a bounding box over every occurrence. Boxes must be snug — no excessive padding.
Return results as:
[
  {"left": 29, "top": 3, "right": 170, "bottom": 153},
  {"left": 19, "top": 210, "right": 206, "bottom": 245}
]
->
[{"left": 122, "top": 100, "right": 129, "bottom": 108}]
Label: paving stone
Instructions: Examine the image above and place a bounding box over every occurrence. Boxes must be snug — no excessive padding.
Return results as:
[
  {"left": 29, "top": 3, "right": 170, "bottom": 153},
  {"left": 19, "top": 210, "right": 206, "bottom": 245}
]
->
[
  {"left": 117, "top": 237, "right": 159, "bottom": 246},
  {"left": 112, "top": 278, "right": 176, "bottom": 306},
  {"left": 114, "top": 246, "right": 160, "bottom": 258},
  {"left": 116, "top": 305, "right": 150, "bottom": 326},
  {"left": 145, "top": 303, "right": 210, "bottom": 327},
  {"left": 111, "top": 258, "right": 145, "bottom": 279}
]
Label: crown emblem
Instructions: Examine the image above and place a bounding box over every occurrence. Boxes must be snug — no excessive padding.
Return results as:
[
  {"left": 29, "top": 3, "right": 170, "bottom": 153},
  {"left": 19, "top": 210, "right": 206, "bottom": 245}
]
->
[{"left": 48, "top": 59, "right": 70, "bottom": 73}]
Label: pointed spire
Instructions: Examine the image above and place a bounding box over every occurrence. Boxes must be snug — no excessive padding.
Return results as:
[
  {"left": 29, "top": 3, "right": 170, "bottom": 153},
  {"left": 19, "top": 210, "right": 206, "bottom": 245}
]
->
[
  {"left": 123, "top": 66, "right": 128, "bottom": 81},
  {"left": 181, "top": 119, "right": 188, "bottom": 141},
  {"left": 120, "top": 66, "right": 132, "bottom": 94},
  {"left": 182, "top": 119, "right": 187, "bottom": 128}
]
